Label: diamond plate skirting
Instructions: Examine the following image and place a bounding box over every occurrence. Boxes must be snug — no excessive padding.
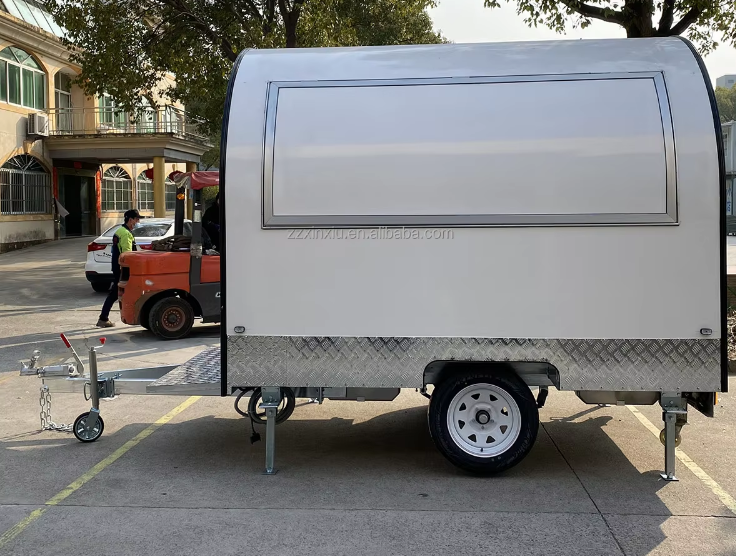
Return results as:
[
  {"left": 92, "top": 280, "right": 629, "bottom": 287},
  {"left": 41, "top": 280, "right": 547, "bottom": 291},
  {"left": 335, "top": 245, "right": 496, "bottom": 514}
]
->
[
  {"left": 150, "top": 347, "right": 221, "bottom": 387},
  {"left": 226, "top": 336, "right": 721, "bottom": 392}
]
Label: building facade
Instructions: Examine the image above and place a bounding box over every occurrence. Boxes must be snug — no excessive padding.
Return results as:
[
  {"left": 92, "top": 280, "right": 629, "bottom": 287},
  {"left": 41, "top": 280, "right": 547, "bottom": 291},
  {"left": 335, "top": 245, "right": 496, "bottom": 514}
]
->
[
  {"left": 0, "top": 0, "right": 209, "bottom": 252},
  {"left": 725, "top": 121, "right": 735, "bottom": 215},
  {"left": 717, "top": 74, "right": 736, "bottom": 89}
]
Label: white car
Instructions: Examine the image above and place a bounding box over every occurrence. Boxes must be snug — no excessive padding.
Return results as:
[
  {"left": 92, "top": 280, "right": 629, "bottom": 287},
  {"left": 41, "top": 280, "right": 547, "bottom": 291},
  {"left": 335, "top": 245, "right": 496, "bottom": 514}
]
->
[{"left": 85, "top": 218, "right": 192, "bottom": 292}]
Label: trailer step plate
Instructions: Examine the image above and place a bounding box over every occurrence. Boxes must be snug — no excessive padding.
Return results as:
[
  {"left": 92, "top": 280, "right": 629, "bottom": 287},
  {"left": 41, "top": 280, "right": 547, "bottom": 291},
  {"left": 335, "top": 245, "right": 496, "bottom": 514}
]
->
[{"left": 146, "top": 347, "right": 221, "bottom": 395}]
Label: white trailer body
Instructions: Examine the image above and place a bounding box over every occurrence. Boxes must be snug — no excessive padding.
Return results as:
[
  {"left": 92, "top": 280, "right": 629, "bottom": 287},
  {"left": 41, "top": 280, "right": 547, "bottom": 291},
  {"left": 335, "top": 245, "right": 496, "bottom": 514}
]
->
[{"left": 220, "top": 38, "right": 726, "bottom": 476}]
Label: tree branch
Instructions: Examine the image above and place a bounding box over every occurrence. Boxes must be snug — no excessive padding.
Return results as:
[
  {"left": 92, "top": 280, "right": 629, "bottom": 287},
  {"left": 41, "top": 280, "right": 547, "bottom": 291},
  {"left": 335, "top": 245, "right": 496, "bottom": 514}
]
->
[
  {"left": 557, "top": 0, "right": 625, "bottom": 25},
  {"left": 240, "top": 0, "right": 263, "bottom": 18},
  {"left": 669, "top": 6, "right": 703, "bottom": 35},
  {"left": 277, "top": 0, "right": 304, "bottom": 47},
  {"left": 228, "top": 1, "right": 261, "bottom": 31},
  {"left": 657, "top": 0, "right": 675, "bottom": 32},
  {"left": 264, "top": 0, "right": 276, "bottom": 36},
  {"left": 146, "top": 17, "right": 169, "bottom": 43},
  {"left": 169, "top": 0, "right": 238, "bottom": 61}
]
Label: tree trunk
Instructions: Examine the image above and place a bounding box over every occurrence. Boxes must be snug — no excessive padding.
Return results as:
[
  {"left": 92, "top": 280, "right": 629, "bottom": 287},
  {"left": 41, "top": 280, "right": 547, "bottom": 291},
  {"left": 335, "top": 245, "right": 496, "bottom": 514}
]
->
[
  {"left": 623, "top": 0, "right": 654, "bottom": 37},
  {"left": 284, "top": 11, "right": 299, "bottom": 47}
]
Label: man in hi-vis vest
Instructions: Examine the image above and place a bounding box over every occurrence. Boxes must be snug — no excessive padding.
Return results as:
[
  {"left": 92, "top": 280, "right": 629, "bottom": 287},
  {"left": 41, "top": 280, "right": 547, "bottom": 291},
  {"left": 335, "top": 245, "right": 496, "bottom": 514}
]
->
[{"left": 97, "top": 209, "right": 140, "bottom": 328}]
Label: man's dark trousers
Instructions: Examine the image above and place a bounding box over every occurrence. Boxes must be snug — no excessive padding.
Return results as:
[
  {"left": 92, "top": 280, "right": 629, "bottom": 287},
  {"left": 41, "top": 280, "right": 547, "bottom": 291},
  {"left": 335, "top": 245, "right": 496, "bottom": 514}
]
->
[{"left": 99, "top": 270, "right": 120, "bottom": 321}]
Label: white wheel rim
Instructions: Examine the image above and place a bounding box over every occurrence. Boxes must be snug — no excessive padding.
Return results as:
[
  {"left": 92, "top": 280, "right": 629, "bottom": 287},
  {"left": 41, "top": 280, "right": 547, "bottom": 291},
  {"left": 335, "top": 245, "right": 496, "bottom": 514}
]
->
[{"left": 446, "top": 383, "right": 522, "bottom": 458}]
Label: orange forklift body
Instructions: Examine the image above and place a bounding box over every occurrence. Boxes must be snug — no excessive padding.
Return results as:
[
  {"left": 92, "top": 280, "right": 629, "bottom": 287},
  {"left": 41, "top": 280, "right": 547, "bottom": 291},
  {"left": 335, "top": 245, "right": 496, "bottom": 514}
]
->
[
  {"left": 118, "top": 251, "right": 220, "bottom": 331},
  {"left": 115, "top": 170, "right": 220, "bottom": 339}
]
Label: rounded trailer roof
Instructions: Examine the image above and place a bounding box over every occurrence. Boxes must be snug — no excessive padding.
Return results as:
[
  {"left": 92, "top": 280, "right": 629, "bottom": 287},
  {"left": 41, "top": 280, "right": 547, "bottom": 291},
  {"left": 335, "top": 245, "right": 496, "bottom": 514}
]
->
[{"left": 231, "top": 37, "right": 707, "bottom": 85}]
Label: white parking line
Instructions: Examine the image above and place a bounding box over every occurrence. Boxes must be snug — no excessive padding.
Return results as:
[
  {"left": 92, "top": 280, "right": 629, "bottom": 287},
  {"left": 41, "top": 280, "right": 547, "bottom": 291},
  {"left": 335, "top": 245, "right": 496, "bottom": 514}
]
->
[{"left": 627, "top": 406, "right": 736, "bottom": 515}]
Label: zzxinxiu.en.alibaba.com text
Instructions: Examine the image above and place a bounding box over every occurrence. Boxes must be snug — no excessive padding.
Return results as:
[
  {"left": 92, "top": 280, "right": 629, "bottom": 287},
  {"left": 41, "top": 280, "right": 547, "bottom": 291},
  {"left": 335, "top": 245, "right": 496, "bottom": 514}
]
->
[{"left": 287, "top": 228, "right": 454, "bottom": 240}]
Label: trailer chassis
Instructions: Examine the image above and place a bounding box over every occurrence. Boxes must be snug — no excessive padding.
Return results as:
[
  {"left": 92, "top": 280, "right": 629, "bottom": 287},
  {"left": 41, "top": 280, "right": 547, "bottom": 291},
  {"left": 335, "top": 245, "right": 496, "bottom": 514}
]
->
[{"left": 21, "top": 335, "right": 690, "bottom": 480}]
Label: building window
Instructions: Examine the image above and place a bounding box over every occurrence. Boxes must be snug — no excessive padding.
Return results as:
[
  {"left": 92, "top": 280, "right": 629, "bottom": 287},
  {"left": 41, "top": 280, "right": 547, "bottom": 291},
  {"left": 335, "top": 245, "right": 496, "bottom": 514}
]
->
[
  {"left": 54, "top": 72, "right": 71, "bottom": 108},
  {"left": 0, "top": 46, "right": 45, "bottom": 109},
  {"left": 136, "top": 171, "right": 154, "bottom": 211},
  {"left": 99, "top": 94, "right": 127, "bottom": 127},
  {"left": 0, "top": 155, "right": 50, "bottom": 215},
  {"left": 102, "top": 166, "right": 132, "bottom": 211},
  {"left": 136, "top": 97, "right": 157, "bottom": 133},
  {"left": 54, "top": 72, "right": 72, "bottom": 131},
  {"left": 165, "top": 180, "right": 176, "bottom": 211},
  {"left": 136, "top": 171, "right": 176, "bottom": 211}
]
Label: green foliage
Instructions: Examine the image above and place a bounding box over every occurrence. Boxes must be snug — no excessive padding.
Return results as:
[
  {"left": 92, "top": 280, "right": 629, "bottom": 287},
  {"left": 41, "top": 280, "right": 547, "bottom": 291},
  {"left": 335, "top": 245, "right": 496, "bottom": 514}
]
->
[
  {"left": 202, "top": 186, "right": 219, "bottom": 207},
  {"left": 483, "top": 0, "right": 735, "bottom": 54},
  {"left": 716, "top": 86, "right": 736, "bottom": 123},
  {"left": 298, "top": 0, "right": 446, "bottom": 47},
  {"left": 45, "top": 0, "right": 444, "bottom": 151}
]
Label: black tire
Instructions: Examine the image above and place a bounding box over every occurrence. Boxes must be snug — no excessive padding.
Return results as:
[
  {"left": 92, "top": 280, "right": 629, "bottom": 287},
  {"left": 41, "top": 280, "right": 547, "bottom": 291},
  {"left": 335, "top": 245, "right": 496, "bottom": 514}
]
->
[
  {"left": 149, "top": 297, "right": 194, "bottom": 340},
  {"left": 140, "top": 310, "right": 151, "bottom": 331},
  {"left": 91, "top": 281, "right": 111, "bottom": 293},
  {"left": 428, "top": 367, "right": 539, "bottom": 475},
  {"left": 247, "top": 387, "right": 296, "bottom": 425},
  {"left": 73, "top": 412, "right": 104, "bottom": 442}
]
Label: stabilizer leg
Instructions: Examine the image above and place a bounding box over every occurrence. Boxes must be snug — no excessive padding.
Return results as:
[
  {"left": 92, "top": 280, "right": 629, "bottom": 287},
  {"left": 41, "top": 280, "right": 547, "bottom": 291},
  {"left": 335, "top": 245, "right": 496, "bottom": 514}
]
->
[
  {"left": 659, "top": 393, "right": 687, "bottom": 482},
  {"left": 260, "top": 387, "right": 282, "bottom": 475}
]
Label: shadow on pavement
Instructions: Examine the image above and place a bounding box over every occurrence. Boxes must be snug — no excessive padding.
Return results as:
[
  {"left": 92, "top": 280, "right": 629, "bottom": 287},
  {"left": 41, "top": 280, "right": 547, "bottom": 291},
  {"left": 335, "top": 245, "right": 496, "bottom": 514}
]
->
[{"left": 0, "top": 402, "right": 679, "bottom": 554}]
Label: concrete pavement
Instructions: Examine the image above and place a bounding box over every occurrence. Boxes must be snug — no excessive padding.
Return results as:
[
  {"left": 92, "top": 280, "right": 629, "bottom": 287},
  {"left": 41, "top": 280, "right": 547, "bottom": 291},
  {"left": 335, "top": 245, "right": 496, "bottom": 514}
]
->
[{"left": 0, "top": 239, "right": 734, "bottom": 555}]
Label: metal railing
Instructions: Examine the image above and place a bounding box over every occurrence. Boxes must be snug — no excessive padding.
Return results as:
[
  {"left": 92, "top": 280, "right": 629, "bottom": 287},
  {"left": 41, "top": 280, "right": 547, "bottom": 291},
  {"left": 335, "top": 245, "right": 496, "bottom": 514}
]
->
[{"left": 44, "top": 106, "right": 209, "bottom": 142}]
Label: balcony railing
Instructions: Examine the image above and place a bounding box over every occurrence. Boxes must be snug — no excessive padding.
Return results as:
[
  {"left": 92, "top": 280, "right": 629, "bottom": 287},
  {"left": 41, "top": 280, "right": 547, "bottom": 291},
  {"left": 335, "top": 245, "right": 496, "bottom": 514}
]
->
[{"left": 44, "top": 106, "right": 209, "bottom": 143}]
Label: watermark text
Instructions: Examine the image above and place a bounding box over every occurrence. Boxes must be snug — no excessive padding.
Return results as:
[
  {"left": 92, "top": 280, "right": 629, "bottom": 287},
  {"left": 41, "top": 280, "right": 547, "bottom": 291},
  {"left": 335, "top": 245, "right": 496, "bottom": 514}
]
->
[{"left": 287, "top": 227, "right": 454, "bottom": 240}]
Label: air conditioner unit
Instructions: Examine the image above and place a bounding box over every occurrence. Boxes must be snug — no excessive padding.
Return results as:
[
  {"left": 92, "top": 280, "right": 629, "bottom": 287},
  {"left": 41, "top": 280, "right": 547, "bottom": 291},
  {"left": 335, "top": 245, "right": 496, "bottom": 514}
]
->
[{"left": 27, "top": 112, "right": 49, "bottom": 137}]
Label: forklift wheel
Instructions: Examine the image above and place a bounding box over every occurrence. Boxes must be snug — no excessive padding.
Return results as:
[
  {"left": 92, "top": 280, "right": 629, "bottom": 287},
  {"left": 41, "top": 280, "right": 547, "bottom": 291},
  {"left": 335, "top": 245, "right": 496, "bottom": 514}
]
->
[
  {"left": 73, "top": 412, "right": 104, "bottom": 442},
  {"left": 149, "top": 297, "right": 195, "bottom": 340}
]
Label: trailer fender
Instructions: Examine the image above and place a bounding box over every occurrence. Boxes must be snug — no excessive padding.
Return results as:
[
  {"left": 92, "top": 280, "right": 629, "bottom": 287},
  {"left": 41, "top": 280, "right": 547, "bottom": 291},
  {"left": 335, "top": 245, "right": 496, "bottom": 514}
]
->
[{"left": 423, "top": 360, "right": 560, "bottom": 390}]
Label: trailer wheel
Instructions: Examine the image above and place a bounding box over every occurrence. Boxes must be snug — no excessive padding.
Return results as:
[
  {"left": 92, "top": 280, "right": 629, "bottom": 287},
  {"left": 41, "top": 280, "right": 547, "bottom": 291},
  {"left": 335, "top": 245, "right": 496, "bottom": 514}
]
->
[
  {"left": 428, "top": 368, "right": 538, "bottom": 475},
  {"left": 247, "top": 387, "right": 296, "bottom": 424},
  {"left": 73, "top": 412, "right": 104, "bottom": 442},
  {"left": 149, "top": 297, "right": 194, "bottom": 340}
]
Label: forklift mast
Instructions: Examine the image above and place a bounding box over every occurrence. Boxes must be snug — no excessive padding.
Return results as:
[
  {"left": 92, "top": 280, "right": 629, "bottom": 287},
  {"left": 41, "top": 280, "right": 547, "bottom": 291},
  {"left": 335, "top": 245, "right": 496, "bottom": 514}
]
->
[
  {"left": 174, "top": 185, "right": 185, "bottom": 236},
  {"left": 189, "top": 187, "right": 203, "bottom": 285},
  {"left": 170, "top": 170, "right": 219, "bottom": 301}
]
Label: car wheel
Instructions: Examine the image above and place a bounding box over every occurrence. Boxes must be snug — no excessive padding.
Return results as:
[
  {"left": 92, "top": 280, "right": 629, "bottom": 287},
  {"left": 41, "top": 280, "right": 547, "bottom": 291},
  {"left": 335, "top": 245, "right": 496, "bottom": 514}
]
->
[
  {"left": 91, "top": 282, "right": 111, "bottom": 293},
  {"left": 428, "top": 367, "right": 539, "bottom": 475},
  {"left": 149, "top": 297, "right": 195, "bottom": 340}
]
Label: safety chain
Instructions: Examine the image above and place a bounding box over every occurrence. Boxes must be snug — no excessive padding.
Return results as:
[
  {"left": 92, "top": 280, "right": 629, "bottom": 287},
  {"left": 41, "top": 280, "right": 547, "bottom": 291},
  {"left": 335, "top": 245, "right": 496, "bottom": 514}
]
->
[{"left": 39, "top": 386, "right": 73, "bottom": 433}]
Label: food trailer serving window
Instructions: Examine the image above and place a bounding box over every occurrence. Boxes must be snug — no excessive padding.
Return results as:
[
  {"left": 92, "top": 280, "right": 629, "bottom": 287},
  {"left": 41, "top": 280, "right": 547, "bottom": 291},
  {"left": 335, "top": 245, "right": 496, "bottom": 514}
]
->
[{"left": 263, "top": 73, "right": 677, "bottom": 228}]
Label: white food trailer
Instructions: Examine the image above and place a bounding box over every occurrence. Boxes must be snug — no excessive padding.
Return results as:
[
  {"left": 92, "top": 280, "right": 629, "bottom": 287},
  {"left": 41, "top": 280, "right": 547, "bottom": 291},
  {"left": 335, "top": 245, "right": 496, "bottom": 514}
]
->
[{"left": 24, "top": 37, "right": 726, "bottom": 481}]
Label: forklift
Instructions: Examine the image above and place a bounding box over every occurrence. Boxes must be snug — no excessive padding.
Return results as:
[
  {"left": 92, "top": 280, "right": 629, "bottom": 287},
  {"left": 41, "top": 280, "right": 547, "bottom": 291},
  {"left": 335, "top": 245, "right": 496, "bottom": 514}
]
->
[{"left": 117, "top": 171, "right": 220, "bottom": 339}]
